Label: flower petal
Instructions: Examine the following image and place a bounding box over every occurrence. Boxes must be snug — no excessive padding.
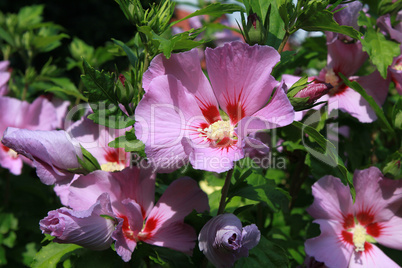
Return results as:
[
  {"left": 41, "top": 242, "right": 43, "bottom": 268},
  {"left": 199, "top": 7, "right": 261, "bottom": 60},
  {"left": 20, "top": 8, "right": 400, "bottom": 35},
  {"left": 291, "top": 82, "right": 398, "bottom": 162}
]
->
[
  {"left": 355, "top": 71, "right": 390, "bottom": 106},
  {"left": 2, "top": 128, "right": 83, "bottom": 185},
  {"left": 206, "top": 42, "right": 280, "bottom": 124},
  {"left": 374, "top": 216, "right": 402, "bottom": 251},
  {"left": 39, "top": 193, "right": 115, "bottom": 251},
  {"left": 142, "top": 177, "right": 209, "bottom": 240},
  {"left": 135, "top": 75, "right": 205, "bottom": 172},
  {"left": 305, "top": 219, "right": 353, "bottom": 268},
  {"left": 307, "top": 175, "right": 354, "bottom": 223},
  {"left": 143, "top": 48, "right": 220, "bottom": 124},
  {"left": 349, "top": 244, "right": 400, "bottom": 268}
]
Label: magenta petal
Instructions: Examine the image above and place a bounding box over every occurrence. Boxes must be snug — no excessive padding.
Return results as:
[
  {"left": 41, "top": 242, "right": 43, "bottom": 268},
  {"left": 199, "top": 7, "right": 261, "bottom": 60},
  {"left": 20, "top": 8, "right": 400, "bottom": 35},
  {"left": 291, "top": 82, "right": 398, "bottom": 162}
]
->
[
  {"left": 206, "top": 42, "right": 280, "bottom": 122},
  {"left": 327, "top": 39, "right": 367, "bottom": 77},
  {"left": 145, "top": 177, "right": 209, "bottom": 230},
  {"left": 349, "top": 244, "right": 400, "bottom": 268},
  {"left": 112, "top": 199, "right": 143, "bottom": 262},
  {"left": 305, "top": 219, "right": 353, "bottom": 268},
  {"left": 143, "top": 48, "right": 220, "bottom": 122},
  {"left": 144, "top": 222, "right": 197, "bottom": 255},
  {"left": 307, "top": 175, "right": 353, "bottom": 223},
  {"left": 2, "top": 128, "right": 83, "bottom": 185},
  {"left": 374, "top": 216, "right": 402, "bottom": 251},
  {"left": 135, "top": 75, "right": 205, "bottom": 172},
  {"left": 39, "top": 193, "right": 115, "bottom": 250},
  {"left": 377, "top": 14, "right": 402, "bottom": 43}
]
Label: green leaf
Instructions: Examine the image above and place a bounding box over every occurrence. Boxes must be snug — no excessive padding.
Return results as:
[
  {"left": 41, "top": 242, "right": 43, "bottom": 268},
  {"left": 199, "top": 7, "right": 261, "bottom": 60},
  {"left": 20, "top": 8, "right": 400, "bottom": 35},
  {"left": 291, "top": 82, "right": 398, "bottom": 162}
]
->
[
  {"left": 295, "top": 1, "right": 361, "bottom": 39},
  {"left": 266, "top": 1, "right": 285, "bottom": 49},
  {"left": 81, "top": 60, "right": 135, "bottom": 128},
  {"left": 358, "top": 15, "right": 400, "bottom": 78},
  {"left": 383, "top": 151, "right": 402, "bottom": 179},
  {"left": 46, "top": 77, "right": 87, "bottom": 101},
  {"left": 76, "top": 145, "right": 101, "bottom": 173},
  {"left": 170, "top": 3, "right": 244, "bottom": 27},
  {"left": 17, "top": 5, "right": 44, "bottom": 27},
  {"left": 108, "top": 130, "right": 145, "bottom": 156},
  {"left": 292, "top": 121, "right": 351, "bottom": 186},
  {"left": 31, "top": 243, "right": 82, "bottom": 268},
  {"left": 234, "top": 236, "right": 289, "bottom": 268},
  {"left": 0, "top": 28, "right": 14, "bottom": 46},
  {"left": 2, "top": 232, "right": 16, "bottom": 248},
  {"left": 32, "top": 34, "right": 69, "bottom": 52},
  {"left": 0, "top": 213, "right": 18, "bottom": 234},
  {"left": 339, "top": 73, "right": 396, "bottom": 137},
  {"left": 112, "top": 38, "right": 138, "bottom": 68}
]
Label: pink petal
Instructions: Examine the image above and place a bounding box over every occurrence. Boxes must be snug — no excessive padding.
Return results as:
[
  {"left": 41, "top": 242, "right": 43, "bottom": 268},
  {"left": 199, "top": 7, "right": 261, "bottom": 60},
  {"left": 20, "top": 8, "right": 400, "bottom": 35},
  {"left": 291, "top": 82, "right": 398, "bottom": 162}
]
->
[
  {"left": 113, "top": 199, "right": 143, "bottom": 262},
  {"left": 0, "top": 61, "right": 9, "bottom": 72},
  {"left": 307, "top": 175, "right": 354, "bottom": 223},
  {"left": 327, "top": 40, "right": 367, "bottom": 77},
  {"left": 374, "top": 216, "right": 402, "bottom": 251},
  {"left": 353, "top": 167, "right": 400, "bottom": 223},
  {"left": 135, "top": 75, "right": 205, "bottom": 172},
  {"left": 143, "top": 177, "right": 209, "bottom": 239},
  {"left": 355, "top": 71, "right": 390, "bottom": 106},
  {"left": 237, "top": 85, "right": 294, "bottom": 137},
  {"left": 327, "top": 87, "right": 377, "bottom": 123},
  {"left": 143, "top": 49, "right": 220, "bottom": 124},
  {"left": 182, "top": 137, "right": 244, "bottom": 173},
  {"left": 144, "top": 222, "right": 196, "bottom": 255},
  {"left": 206, "top": 42, "right": 280, "bottom": 124},
  {"left": 349, "top": 244, "right": 400, "bottom": 268},
  {"left": 0, "top": 144, "right": 23, "bottom": 175},
  {"left": 2, "top": 128, "right": 83, "bottom": 185},
  {"left": 50, "top": 98, "right": 70, "bottom": 130},
  {"left": 0, "top": 72, "right": 10, "bottom": 89},
  {"left": 305, "top": 219, "right": 353, "bottom": 268}
]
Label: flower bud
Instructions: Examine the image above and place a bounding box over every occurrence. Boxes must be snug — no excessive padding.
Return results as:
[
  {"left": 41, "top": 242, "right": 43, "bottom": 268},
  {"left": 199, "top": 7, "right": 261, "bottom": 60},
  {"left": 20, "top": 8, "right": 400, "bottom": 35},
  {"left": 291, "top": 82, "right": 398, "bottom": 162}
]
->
[
  {"left": 115, "top": 74, "right": 135, "bottom": 106},
  {"left": 198, "top": 214, "right": 260, "bottom": 268},
  {"left": 244, "top": 13, "right": 267, "bottom": 45},
  {"left": 294, "top": 82, "right": 333, "bottom": 104}
]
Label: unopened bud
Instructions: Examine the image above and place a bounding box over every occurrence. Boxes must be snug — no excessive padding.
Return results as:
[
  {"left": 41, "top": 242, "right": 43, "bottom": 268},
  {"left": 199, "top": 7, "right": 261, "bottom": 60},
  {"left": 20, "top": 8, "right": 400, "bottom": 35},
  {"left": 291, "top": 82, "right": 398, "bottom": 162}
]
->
[
  {"left": 116, "top": 74, "right": 135, "bottom": 106},
  {"left": 294, "top": 82, "right": 333, "bottom": 104},
  {"left": 244, "top": 13, "right": 267, "bottom": 45}
]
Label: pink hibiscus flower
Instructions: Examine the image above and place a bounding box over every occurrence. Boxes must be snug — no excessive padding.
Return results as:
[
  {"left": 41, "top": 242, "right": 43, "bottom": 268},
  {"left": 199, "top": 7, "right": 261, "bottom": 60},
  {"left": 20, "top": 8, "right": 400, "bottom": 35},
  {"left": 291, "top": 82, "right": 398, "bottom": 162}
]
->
[
  {"left": 135, "top": 41, "right": 294, "bottom": 173},
  {"left": 40, "top": 167, "right": 209, "bottom": 262},
  {"left": 305, "top": 167, "right": 402, "bottom": 267}
]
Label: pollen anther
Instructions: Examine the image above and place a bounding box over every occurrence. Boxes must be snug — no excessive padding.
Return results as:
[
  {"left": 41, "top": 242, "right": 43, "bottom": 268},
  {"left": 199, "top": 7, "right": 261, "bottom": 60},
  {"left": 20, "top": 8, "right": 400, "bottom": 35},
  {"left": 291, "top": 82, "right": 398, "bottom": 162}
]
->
[{"left": 198, "top": 120, "right": 235, "bottom": 141}]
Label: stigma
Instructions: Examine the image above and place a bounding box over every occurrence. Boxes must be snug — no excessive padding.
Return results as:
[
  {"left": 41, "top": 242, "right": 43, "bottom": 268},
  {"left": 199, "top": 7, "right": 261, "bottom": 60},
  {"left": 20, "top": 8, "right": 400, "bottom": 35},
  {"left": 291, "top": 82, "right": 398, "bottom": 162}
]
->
[
  {"left": 353, "top": 224, "right": 367, "bottom": 252},
  {"left": 198, "top": 120, "right": 235, "bottom": 142}
]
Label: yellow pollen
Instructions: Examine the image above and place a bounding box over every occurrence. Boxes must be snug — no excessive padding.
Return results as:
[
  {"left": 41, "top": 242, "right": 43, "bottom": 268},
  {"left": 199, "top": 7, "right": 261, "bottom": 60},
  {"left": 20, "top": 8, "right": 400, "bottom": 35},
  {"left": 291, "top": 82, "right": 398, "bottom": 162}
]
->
[
  {"left": 198, "top": 120, "right": 234, "bottom": 141},
  {"left": 393, "top": 64, "right": 402, "bottom": 71},
  {"left": 353, "top": 224, "right": 367, "bottom": 252},
  {"left": 101, "top": 162, "right": 126, "bottom": 172},
  {"left": 325, "top": 69, "right": 339, "bottom": 87},
  {"left": 7, "top": 148, "right": 18, "bottom": 159}
]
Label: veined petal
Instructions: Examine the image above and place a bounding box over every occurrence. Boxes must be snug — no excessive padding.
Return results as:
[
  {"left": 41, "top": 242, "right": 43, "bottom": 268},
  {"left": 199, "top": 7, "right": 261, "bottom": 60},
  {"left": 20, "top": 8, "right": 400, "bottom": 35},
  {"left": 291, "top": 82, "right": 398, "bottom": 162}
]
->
[
  {"left": 237, "top": 85, "right": 294, "bottom": 137},
  {"left": 355, "top": 71, "right": 390, "bottom": 106},
  {"left": 182, "top": 137, "right": 244, "bottom": 173},
  {"left": 113, "top": 199, "right": 143, "bottom": 262},
  {"left": 40, "top": 193, "right": 115, "bottom": 251},
  {"left": 305, "top": 219, "right": 353, "bottom": 268},
  {"left": 144, "top": 221, "right": 197, "bottom": 255},
  {"left": 307, "top": 176, "right": 354, "bottom": 223},
  {"left": 373, "top": 216, "right": 402, "bottom": 251},
  {"left": 2, "top": 128, "right": 83, "bottom": 185},
  {"left": 143, "top": 49, "right": 220, "bottom": 124},
  {"left": 327, "top": 87, "right": 377, "bottom": 123},
  {"left": 135, "top": 75, "right": 205, "bottom": 172},
  {"left": 327, "top": 40, "right": 367, "bottom": 78},
  {"left": 206, "top": 42, "right": 280, "bottom": 124},
  {"left": 349, "top": 244, "right": 400, "bottom": 268}
]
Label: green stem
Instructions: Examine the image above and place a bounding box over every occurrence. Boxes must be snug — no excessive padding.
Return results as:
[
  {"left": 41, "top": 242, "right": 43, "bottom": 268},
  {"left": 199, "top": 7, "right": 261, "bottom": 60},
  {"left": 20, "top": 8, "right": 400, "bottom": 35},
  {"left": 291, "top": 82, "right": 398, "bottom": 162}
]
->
[
  {"left": 217, "top": 168, "right": 234, "bottom": 215},
  {"left": 277, "top": 31, "right": 290, "bottom": 54}
]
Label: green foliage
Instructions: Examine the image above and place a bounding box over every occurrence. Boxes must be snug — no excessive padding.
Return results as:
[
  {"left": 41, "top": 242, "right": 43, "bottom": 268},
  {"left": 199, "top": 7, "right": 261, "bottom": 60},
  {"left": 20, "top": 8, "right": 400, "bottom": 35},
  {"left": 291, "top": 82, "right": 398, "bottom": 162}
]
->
[
  {"left": 358, "top": 12, "right": 400, "bottom": 79},
  {"left": 81, "top": 60, "right": 135, "bottom": 128},
  {"left": 0, "top": 213, "right": 18, "bottom": 265},
  {"left": 31, "top": 242, "right": 83, "bottom": 268},
  {"left": 108, "top": 128, "right": 145, "bottom": 156}
]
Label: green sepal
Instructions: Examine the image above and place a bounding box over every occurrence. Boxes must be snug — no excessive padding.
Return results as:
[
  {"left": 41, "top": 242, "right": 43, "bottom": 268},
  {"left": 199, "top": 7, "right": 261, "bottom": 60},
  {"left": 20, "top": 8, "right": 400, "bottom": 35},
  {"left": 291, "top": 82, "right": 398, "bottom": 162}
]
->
[{"left": 76, "top": 145, "right": 101, "bottom": 173}]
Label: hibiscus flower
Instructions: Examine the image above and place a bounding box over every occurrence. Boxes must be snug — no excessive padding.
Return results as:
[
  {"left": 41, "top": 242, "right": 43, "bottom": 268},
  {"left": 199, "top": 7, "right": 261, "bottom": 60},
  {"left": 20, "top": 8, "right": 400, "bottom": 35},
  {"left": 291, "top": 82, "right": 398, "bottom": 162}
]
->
[
  {"left": 305, "top": 167, "right": 402, "bottom": 267},
  {"left": 135, "top": 41, "right": 294, "bottom": 173}
]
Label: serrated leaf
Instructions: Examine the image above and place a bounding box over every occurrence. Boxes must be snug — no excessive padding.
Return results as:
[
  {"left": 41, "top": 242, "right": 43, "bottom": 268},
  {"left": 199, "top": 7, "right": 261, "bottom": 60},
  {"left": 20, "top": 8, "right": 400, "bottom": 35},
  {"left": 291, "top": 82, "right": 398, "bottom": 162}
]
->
[
  {"left": 170, "top": 3, "right": 244, "bottom": 27},
  {"left": 358, "top": 21, "right": 400, "bottom": 78},
  {"left": 31, "top": 243, "right": 82, "bottom": 268},
  {"left": 108, "top": 129, "right": 145, "bottom": 155}
]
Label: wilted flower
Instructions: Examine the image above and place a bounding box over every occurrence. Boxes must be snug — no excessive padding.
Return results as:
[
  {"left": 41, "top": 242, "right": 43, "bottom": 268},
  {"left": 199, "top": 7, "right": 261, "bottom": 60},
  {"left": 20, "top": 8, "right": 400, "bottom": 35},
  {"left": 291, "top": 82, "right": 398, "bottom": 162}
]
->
[
  {"left": 51, "top": 167, "right": 209, "bottom": 262},
  {"left": 135, "top": 41, "right": 294, "bottom": 173},
  {"left": 198, "top": 213, "right": 260, "bottom": 268},
  {"left": 305, "top": 167, "right": 402, "bottom": 267}
]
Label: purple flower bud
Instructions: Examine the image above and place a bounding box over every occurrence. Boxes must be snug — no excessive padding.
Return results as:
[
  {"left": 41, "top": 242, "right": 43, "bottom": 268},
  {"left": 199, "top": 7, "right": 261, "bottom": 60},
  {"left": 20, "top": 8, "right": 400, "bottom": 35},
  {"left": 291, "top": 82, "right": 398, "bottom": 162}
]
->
[
  {"left": 40, "top": 193, "right": 116, "bottom": 250},
  {"left": 198, "top": 214, "right": 260, "bottom": 268},
  {"left": 294, "top": 82, "right": 333, "bottom": 104}
]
